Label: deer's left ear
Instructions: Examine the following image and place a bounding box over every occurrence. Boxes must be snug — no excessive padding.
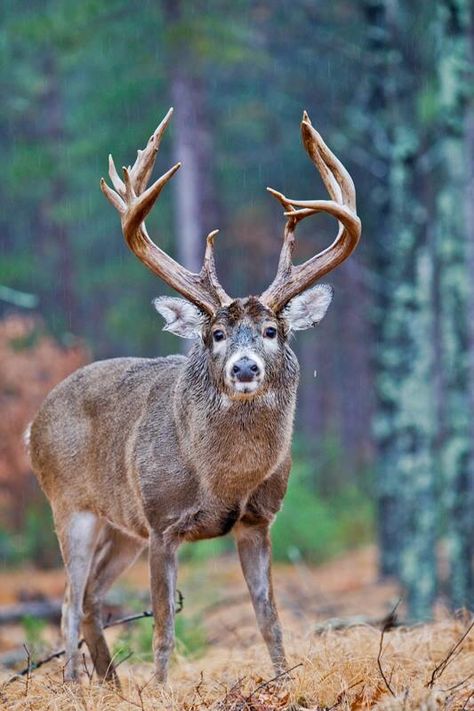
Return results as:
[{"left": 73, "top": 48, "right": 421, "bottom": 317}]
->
[
  {"left": 283, "top": 284, "right": 334, "bottom": 331},
  {"left": 152, "top": 297, "right": 204, "bottom": 339}
]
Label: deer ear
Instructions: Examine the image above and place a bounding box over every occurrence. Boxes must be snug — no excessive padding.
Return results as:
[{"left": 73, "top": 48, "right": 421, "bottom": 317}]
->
[
  {"left": 283, "top": 284, "right": 334, "bottom": 331},
  {"left": 152, "top": 297, "right": 204, "bottom": 339}
]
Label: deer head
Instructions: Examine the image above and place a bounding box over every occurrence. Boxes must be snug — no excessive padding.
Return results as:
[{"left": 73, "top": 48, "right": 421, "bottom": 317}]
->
[{"left": 101, "top": 109, "right": 361, "bottom": 400}]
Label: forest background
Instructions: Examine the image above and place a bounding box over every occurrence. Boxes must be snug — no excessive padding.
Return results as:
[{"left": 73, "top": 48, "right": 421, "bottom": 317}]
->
[{"left": 1, "top": 0, "right": 473, "bottom": 623}]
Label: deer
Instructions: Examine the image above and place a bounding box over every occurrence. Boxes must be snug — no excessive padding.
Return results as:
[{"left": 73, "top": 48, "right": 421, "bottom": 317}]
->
[{"left": 28, "top": 107, "right": 361, "bottom": 686}]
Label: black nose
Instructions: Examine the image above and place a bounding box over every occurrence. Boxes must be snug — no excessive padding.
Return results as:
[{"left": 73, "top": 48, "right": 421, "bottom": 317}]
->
[{"left": 231, "top": 357, "right": 260, "bottom": 382}]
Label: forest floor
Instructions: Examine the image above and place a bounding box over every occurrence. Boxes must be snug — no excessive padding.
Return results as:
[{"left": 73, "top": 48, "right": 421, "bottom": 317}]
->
[{"left": 0, "top": 546, "right": 473, "bottom": 710}]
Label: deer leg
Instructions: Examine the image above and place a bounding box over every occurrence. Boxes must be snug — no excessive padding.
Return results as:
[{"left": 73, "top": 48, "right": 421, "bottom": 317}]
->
[
  {"left": 61, "top": 583, "right": 70, "bottom": 641},
  {"left": 234, "top": 523, "right": 287, "bottom": 674},
  {"left": 81, "top": 524, "right": 144, "bottom": 685},
  {"left": 56, "top": 510, "right": 102, "bottom": 682},
  {"left": 149, "top": 531, "right": 177, "bottom": 683}
]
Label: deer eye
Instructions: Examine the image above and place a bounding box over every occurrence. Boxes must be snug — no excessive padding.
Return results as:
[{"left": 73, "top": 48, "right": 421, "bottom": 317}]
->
[
  {"left": 264, "top": 326, "right": 277, "bottom": 339},
  {"left": 213, "top": 329, "right": 226, "bottom": 342}
]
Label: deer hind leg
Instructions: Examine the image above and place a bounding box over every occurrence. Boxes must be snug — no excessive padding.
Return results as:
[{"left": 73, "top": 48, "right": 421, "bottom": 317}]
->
[
  {"left": 234, "top": 523, "right": 287, "bottom": 674},
  {"left": 81, "top": 524, "right": 144, "bottom": 685},
  {"left": 55, "top": 510, "right": 102, "bottom": 682}
]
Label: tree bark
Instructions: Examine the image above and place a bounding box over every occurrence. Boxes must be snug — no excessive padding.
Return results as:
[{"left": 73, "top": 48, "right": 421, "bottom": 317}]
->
[
  {"left": 367, "top": 0, "right": 438, "bottom": 618},
  {"left": 363, "top": 0, "right": 404, "bottom": 579},
  {"left": 38, "top": 53, "right": 78, "bottom": 332},
  {"left": 163, "top": 0, "right": 219, "bottom": 274},
  {"left": 464, "top": 0, "right": 474, "bottom": 611},
  {"left": 464, "top": 3, "right": 474, "bottom": 610},
  {"left": 436, "top": 0, "right": 474, "bottom": 610}
]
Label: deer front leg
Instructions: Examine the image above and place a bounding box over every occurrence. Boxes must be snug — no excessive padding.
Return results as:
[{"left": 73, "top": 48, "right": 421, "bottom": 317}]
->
[
  {"left": 234, "top": 523, "right": 287, "bottom": 674},
  {"left": 149, "top": 532, "right": 177, "bottom": 683}
]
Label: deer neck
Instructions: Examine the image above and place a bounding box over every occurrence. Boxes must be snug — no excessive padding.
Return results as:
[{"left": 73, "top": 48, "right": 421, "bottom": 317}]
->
[{"left": 173, "top": 348, "right": 298, "bottom": 501}]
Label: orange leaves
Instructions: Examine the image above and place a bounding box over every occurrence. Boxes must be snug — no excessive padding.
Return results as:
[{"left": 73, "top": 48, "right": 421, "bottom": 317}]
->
[{"left": 0, "top": 314, "right": 88, "bottom": 528}]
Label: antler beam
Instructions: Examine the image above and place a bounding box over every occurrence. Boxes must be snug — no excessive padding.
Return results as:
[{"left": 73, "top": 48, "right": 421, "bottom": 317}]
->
[
  {"left": 261, "top": 112, "right": 361, "bottom": 312},
  {"left": 100, "top": 108, "right": 231, "bottom": 315}
]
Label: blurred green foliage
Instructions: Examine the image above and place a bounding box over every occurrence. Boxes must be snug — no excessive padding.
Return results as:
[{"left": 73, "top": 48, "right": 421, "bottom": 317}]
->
[
  {"left": 21, "top": 615, "right": 47, "bottom": 655},
  {"left": 1, "top": 0, "right": 472, "bottom": 616},
  {"left": 0, "top": 503, "right": 60, "bottom": 567},
  {"left": 272, "top": 463, "right": 373, "bottom": 563},
  {"left": 113, "top": 612, "right": 207, "bottom": 664},
  {"left": 1, "top": 0, "right": 374, "bottom": 568}
]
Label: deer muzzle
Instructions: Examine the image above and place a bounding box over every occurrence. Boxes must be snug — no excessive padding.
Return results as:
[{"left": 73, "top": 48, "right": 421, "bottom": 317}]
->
[{"left": 225, "top": 351, "right": 265, "bottom": 397}]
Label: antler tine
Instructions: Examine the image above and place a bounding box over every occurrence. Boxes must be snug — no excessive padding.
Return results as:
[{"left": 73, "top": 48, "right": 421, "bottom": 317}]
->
[
  {"left": 101, "top": 109, "right": 231, "bottom": 315},
  {"left": 101, "top": 175, "right": 126, "bottom": 214},
  {"left": 203, "top": 230, "right": 232, "bottom": 306},
  {"left": 301, "top": 112, "right": 342, "bottom": 204},
  {"left": 301, "top": 116, "right": 356, "bottom": 210},
  {"left": 131, "top": 107, "right": 174, "bottom": 194},
  {"left": 108, "top": 154, "right": 126, "bottom": 197},
  {"left": 266, "top": 188, "right": 297, "bottom": 277},
  {"left": 261, "top": 112, "right": 361, "bottom": 312},
  {"left": 121, "top": 162, "right": 181, "bottom": 229}
]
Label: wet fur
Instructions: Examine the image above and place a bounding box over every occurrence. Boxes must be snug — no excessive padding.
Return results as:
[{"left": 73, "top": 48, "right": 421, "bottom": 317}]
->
[{"left": 29, "top": 297, "right": 300, "bottom": 683}]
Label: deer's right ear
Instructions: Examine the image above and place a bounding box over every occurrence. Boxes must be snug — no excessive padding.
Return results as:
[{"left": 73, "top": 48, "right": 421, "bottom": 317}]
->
[{"left": 152, "top": 297, "right": 204, "bottom": 339}]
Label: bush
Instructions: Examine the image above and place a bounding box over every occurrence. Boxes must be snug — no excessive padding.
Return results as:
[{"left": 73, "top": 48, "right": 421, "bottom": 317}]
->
[
  {"left": 271, "top": 458, "right": 374, "bottom": 563},
  {"left": 0, "top": 502, "right": 60, "bottom": 567},
  {"left": 113, "top": 612, "right": 207, "bottom": 664}
]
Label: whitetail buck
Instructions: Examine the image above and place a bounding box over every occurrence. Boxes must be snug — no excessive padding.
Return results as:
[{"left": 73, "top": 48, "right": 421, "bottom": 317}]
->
[{"left": 29, "top": 108, "right": 360, "bottom": 684}]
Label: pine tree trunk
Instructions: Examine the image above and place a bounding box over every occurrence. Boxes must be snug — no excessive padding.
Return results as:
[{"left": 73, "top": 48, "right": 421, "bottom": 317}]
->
[
  {"left": 163, "top": 0, "right": 219, "bottom": 274},
  {"left": 168, "top": 71, "right": 210, "bottom": 273},
  {"left": 465, "top": 3, "right": 474, "bottom": 610},
  {"left": 363, "top": 0, "right": 403, "bottom": 579},
  {"left": 39, "top": 53, "right": 78, "bottom": 332},
  {"left": 436, "top": 0, "right": 474, "bottom": 610},
  {"left": 368, "top": 0, "right": 438, "bottom": 617}
]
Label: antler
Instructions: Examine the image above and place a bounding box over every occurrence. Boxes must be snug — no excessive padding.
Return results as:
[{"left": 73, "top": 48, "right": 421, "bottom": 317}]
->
[
  {"left": 261, "top": 111, "right": 361, "bottom": 312},
  {"left": 100, "top": 108, "right": 231, "bottom": 315}
]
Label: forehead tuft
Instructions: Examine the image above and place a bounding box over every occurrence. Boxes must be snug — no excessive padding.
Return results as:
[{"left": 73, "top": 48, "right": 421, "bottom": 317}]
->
[{"left": 214, "top": 297, "right": 273, "bottom": 326}]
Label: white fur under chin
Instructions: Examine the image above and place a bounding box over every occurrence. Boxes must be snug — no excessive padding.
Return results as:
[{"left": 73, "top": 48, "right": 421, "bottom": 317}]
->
[
  {"left": 228, "top": 385, "right": 278, "bottom": 405},
  {"left": 233, "top": 381, "right": 260, "bottom": 396}
]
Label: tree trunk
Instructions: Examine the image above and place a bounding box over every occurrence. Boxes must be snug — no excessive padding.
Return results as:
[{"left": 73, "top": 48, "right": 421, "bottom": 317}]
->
[
  {"left": 39, "top": 53, "right": 78, "bottom": 332},
  {"left": 163, "top": 0, "right": 219, "bottom": 274},
  {"left": 465, "top": 1, "right": 474, "bottom": 611},
  {"left": 367, "top": 0, "right": 438, "bottom": 618},
  {"left": 168, "top": 71, "right": 209, "bottom": 272},
  {"left": 363, "top": 0, "right": 402, "bottom": 578},
  {"left": 436, "top": 0, "right": 474, "bottom": 610}
]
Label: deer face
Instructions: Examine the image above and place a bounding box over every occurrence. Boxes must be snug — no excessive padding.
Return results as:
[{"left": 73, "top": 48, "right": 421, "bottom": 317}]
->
[
  {"left": 103, "top": 107, "right": 360, "bottom": 398},
  {"left": 207, "top": 298, "right": 283, "bottom": 399},
  {"left": 154, "top": 285, "right": 333, "bottom": 400},
  {"left": 103, "top": 109, "right": 359, "bottom": 400}
]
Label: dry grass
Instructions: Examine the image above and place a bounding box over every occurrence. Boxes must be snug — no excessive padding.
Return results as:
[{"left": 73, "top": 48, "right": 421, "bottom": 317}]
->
[
  {"left": 1, "top": 549, "right": 473, "bottom": 710},
  {"left": 2, "top": 619, "right": 473, "bottom": 710}
]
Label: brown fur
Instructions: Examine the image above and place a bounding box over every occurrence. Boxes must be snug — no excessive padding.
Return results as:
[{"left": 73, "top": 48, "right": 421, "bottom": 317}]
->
[
  {"left": 29, "top": 297, "right": 299, "bottom": 684},
  {"left": 47, "top": 107, "right": 354, "bottom": 686}
]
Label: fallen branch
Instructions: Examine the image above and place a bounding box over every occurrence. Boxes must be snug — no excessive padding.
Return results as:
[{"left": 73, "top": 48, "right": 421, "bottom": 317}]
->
[
  {"left": 327, "top": 678, "right": 365, "bottom": 710},
  {"left": 314, "top": 607, "right": 402, "bottom": 635},
  {"left": 427, "top": 616, "right": 474, "bottom": 689},
  {"left": 0, "top": 599, "right": 62, "bottom": 625},
  {"left": 377, "top": 622, "right": 395, "bottom": 697},
  {"left": 3, "top": 590, "right": 184, "bottom": 686},
  {"left": 461, "top": 687, "right": 474, "bottom": 710},
  {"left": 244, "top": 662, "right": 303, "bottom": 703},
  {"left": 376, "top": 598, "right": 402, "bottom": 698}
]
